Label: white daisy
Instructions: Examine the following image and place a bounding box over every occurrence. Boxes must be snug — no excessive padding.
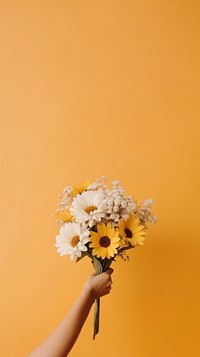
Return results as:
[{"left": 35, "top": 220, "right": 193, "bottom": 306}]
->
[
  {"left": 55, "top": 222, "right": 90, "bottom": 261},
  {"left": 70, "top": 190, "right": 107, "bottom": 227}
]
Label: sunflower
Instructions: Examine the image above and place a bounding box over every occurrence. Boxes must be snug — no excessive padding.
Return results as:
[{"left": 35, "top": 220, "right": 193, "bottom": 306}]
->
[
  {"left": 118, "top": 214, "right": 146, "bottom": 246},
  {"left": 89, "top": 223, "right": 120, "bottom": 259}
]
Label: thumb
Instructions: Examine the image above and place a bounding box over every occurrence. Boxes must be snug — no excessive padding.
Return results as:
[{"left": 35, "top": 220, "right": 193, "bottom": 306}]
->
[{"left": 106, "top": 268, "right": 114, "bottom": 275}]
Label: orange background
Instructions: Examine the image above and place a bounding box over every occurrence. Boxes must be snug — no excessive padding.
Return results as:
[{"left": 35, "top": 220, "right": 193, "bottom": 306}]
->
[{"left": 0, "top": 1, "right": 200, "bottom": 356}]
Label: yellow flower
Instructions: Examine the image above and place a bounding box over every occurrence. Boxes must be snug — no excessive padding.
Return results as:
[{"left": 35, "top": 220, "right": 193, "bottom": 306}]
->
[
  {"left": 89, "top": 223, "right": 120, "bottom": 259},
  {"left": 72, "top": 181, "right": 91, "bottom": 196},
  {"left": 118, "top": 214, "right": 146, "bottom": 246},
  {"left": 118, "top": 237, "right": 130, "bottom": 248},
  {"left": 54, "top": 208, "right": 73, "bottom": 222}
]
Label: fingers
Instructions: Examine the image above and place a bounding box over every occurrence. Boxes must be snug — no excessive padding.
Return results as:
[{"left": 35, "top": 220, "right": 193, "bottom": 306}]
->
[
  {"left": 103, "top": 268, "right": 113, "bottom": 280},
  {"left": 104, "top": 269, "right": 113, "bottom": 293},
  {"left": 105, "top": 268, "right": 113, "bottom": 285},
  {"left": 106, "top": 267, "right": 114, "bottom": 275},
  {"left": 85, "top": 268, "right": 114, "bottom": 299},
  {"left": 101, "top": 284, "right": 112, "bottom": 296}
]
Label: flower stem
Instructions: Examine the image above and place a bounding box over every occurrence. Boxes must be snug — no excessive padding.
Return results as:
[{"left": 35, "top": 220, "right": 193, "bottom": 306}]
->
[{"left": 93, "top": 297, "right": 100, "bottom": 340}]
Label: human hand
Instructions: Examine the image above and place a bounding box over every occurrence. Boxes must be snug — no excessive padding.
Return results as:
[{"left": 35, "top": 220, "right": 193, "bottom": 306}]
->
[{"left": 83, "top": 268, "right": 114, "bottom": 302}]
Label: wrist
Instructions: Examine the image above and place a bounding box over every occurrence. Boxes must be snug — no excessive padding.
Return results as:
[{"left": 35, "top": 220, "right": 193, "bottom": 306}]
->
[{"left": 82, "top": 283, "right": 96, "bottom": 306}]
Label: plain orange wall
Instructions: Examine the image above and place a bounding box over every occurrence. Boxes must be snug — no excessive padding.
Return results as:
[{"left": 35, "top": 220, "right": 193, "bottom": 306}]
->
[{"left": 0, "top": 1, "right": 200, "bottom": 356}]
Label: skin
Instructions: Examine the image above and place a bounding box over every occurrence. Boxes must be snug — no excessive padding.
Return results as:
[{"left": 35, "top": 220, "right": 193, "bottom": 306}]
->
[{"left": 26, "top": 268, "right": 113, "bottom": 357}]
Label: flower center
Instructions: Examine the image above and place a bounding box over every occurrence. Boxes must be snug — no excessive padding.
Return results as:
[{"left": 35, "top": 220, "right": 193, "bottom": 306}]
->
[
  {"left": 71, "top": 235, "right": 80, "bottom": 247},
  {"left": 85, "top": 205, "right": 97, "bottom": 214},
  {"left": 100, "top": 236, "right": 111, "bottom": 248},
  {"left": 125, "top": 228, "right": 133, "bottom": 238}
]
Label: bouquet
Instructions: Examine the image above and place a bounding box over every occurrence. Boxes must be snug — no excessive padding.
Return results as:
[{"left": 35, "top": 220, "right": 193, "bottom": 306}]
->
[{"left": 52, "top": 176, "right": 157, "bottom": 339}]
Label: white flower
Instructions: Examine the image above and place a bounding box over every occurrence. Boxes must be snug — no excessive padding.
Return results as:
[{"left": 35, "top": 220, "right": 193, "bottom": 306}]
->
[
  {"left": 113, "top": 205, "right": 119, "bottom": 212},
  {"left": 70, "top": 190, "right": 107, "bottom": 227},
  {"left": 63, "top": 186, "right": 73, "bottom": 194},
  {"left": 149, "top": 215, "right": 158, "bottom": 224},
  {"left": 87, "top": 176, "right": 107, "bottom": 191},
  {"left": 55, "top": 222, "right": 90, "bottom": 261},
  {"left": 122, "top": 213, "right": 130, "bottom": 220},
  {"left": 112, "top": 180, "right": 121, "bottom": 186}
]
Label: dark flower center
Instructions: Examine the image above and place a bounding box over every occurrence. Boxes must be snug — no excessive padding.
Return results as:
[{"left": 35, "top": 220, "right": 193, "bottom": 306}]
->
[
  {"left": 100, "top": 236, "right": 111, "bottom": 248},
  {"left": 125, "top": 228, "right": 133, "bottom": 238}
]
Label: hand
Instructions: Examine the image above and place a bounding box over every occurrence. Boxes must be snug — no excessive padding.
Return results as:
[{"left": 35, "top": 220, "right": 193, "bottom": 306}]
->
[{"left": 83, "top": 268, "right": 114, "bottom": 301}]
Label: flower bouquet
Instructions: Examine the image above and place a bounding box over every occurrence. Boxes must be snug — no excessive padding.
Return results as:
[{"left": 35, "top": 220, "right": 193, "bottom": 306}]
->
[{"left": 52, "top": 176, "right": 157, "bottom": 339}]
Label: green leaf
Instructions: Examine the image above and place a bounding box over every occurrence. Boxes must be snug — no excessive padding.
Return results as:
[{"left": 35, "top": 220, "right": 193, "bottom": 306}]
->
[
  {"left": 92, "top": 256, "right": 103, "bottom": 275},
  {"left": 75, "top": 251, "right": 87, "bottom": 263}
]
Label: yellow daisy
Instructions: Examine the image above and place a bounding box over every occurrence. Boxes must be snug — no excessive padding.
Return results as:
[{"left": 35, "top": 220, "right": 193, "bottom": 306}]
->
[
  {"left": 89, "top": 223, "right": 120, "bottom": 259},
  {"left": 118, "top": 214, "right": 146, "bottom": 246},
  {"left": 54, "top": 208, "right": 73, "bottom": 222},
  {"left": 72, "top": 181, "right": 91, "bottom": 196}
]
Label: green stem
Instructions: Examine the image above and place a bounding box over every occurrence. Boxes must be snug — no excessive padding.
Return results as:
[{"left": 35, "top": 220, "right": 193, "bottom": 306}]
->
[
  {"left": 93, "top": 297, "right": 100, "bottom": 340},
  {"left": 91, "top": 256, "right": 113, "bottom": 339}
]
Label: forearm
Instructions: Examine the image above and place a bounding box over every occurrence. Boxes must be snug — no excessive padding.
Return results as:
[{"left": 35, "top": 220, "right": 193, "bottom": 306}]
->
[
  {"left": 27, "top": 288, "right": 94, "bottom": 357},
  {"left": 26, "top": 269, "right": 113, "bottom": 357}
]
